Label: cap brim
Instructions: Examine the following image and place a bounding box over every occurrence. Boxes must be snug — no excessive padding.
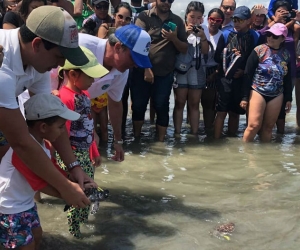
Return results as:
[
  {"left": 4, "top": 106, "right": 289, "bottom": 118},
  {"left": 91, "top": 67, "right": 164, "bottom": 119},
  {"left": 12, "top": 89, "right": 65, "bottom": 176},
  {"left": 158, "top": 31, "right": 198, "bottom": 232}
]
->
[
  {"left": 266, "top": 30, "right": 285, "bottom": 37},
  {"left": 59, "top": 46, "right": 89, "bottom": 66},
  {"left": 82, "top": 64, "right": 109, "bottom": 79},
  {"left": 130, "top": 50, "right": 152, "bottom": 68},
  {"left": 59, "top": 109, "right": 80, "bottom": 121}
]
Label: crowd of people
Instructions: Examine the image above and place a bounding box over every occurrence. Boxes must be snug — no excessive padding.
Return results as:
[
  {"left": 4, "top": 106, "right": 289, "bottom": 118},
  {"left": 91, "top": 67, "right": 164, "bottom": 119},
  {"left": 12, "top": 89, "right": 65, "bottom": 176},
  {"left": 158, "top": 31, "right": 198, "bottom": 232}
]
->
[{"left": 0, "top": 0, "right": 299, "bottom": 249}]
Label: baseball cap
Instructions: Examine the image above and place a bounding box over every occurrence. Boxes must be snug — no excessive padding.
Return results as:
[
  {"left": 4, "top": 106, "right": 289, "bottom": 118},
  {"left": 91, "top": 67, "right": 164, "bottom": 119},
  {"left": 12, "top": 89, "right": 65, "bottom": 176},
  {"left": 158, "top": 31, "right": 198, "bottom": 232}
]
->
[
  {"left": 115, "top": 24, "right": 152, "bottom": 68},
  {"left": 232, "top": 6, "right": 251, "bottom": 20},
  {"left": 26, "top": 6, "right": 89, "bottom": 66},
  {"left": 58, "top": 46, "right": 109, "bottom": 78},
  {"left": 25, "top": 94, "right": 80, "bottom": 121},
  {"left": 266, "top": 23, "right": 288, "bottom": 38},
  {"left": 92, "top": 0, "right": 109, "bottom": 5}
]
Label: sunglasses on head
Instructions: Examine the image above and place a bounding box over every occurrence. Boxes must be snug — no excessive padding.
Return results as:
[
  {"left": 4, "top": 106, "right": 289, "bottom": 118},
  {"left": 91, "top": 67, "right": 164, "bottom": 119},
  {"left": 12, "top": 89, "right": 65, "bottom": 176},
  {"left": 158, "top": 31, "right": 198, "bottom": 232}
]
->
[
  {"left": 266, "top": 32, "right": 281, "bottom": 39},
  {"left": 117, "top": 14, "right": 132, "bottom": 22},
  {"left": 160, "top": 0, "right": 175, "bottom": 3},
  {"left": 208, "top": 17, "right": 223, "bottom": 24},
  {"left": 95, "top": 4, "right": 109, "bottom": 10},
  {"left": 222, "top": 5, "right": 235, "bottom": 11},
  {"left": 231, "top": 17, "right": 245, "bottom": 23}
]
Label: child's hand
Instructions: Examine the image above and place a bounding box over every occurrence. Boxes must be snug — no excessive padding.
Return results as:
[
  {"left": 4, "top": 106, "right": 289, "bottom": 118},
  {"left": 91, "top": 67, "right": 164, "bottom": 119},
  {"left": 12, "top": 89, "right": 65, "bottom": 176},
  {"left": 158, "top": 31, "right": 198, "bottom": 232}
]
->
[
  {"left": 232, "top": 48, "right": 241, "bottom": 57},
  {"left": 92, "top": 156, "right": 102, "bottom": 167},
  {"left": 51, "top": 90, "right": 60, "bottom": 97},
  {"left": 285, "top": 101, "right": 292, "bottom": 113},
  {"left": 240, "top": 100, "right": 248, "bottom": 110}
]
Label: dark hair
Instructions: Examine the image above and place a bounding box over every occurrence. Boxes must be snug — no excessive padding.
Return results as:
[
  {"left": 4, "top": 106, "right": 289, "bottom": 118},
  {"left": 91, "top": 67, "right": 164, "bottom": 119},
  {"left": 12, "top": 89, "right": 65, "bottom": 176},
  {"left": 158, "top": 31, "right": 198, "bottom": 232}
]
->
[
  {"left": 273, "top": 0, "right": 291, "bottom": 13},
  {"left": 207, "top": 8, "right": 224, "bottom": 25},
  {"left": 114, "top": 2, "right": 132, "bottom": 17},
  {"left": 57, "top": 69, "right": 82, "bottom": 90},
  {"left": 26, "top": 116, "right": 60, "bottom": 127},
  {"left": 19, "top": 24, "right": 57, "bottom": 50},
  {"left": 19, "top": 0, "right": 47, "bottom": 20},
  {"left": 220, "top": 0, "right": 236, "bottom": 7},
  {"left": 185, "top": 1, "right": 205, "bottom": 23}
]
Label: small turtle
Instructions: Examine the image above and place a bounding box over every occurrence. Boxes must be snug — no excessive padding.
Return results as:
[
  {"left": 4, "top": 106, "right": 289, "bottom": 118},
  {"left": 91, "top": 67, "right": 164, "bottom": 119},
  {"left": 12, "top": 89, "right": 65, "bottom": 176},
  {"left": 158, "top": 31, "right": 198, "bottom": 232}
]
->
[{"left": 210, "top": 222, "right": 235, "bottom": 240}]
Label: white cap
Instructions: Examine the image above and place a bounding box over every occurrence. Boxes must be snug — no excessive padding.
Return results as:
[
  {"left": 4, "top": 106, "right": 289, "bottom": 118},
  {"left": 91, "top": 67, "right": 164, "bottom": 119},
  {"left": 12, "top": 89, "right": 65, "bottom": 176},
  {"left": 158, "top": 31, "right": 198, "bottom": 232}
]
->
[{"left": 24, "top": 94, "right": 80, "bottom": 121}]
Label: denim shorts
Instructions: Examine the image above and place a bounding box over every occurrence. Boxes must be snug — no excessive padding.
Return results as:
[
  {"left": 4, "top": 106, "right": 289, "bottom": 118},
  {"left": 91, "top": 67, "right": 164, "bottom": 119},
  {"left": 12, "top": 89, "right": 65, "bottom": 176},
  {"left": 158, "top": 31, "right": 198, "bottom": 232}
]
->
[
  {"left": 176, "top": 61, "right": 206, "bottom": 89},
  {"left": 0, "top": 204, "right": 41, "bottom": 248}
]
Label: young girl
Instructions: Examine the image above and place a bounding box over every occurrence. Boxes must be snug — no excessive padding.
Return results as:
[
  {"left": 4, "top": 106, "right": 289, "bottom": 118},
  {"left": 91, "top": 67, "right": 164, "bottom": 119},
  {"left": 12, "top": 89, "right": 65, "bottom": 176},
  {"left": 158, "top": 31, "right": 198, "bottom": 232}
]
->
[
  {"left": 56, "top": 46, "right": 109, "bottom": 238},
  {"left": 92, "top": 2, "right": 132, "bottom": 142},
  {"left": 173, "top": 1, "right": 209, "bottom": 135},
  {"left": 201, "top": 8, "right": 224, "bottom": 131}
]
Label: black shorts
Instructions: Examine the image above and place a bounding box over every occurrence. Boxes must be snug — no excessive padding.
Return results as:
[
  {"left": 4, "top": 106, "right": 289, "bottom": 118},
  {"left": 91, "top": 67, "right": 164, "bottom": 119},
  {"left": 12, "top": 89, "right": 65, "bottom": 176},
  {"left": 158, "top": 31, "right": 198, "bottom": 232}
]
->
[{"left": 216, "top": 77, "right": 246, "bottom": 115}]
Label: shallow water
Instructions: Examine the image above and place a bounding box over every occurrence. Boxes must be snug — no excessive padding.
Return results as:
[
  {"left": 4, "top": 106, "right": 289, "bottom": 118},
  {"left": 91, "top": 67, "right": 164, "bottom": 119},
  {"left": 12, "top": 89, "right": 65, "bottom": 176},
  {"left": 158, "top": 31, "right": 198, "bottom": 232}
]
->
[{"left": 34, "top": 94, "right": 300, "bottom": 250}]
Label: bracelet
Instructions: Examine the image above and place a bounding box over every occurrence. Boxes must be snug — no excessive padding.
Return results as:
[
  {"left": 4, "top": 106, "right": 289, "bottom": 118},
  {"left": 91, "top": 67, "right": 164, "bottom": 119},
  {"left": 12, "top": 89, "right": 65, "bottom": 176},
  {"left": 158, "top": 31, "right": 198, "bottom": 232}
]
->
[
  {"left": 114, "top": 139, "right": 124, "bottom": 145},
  {"left": 68, "top": 160, "right": 80, "bottom": 170}
]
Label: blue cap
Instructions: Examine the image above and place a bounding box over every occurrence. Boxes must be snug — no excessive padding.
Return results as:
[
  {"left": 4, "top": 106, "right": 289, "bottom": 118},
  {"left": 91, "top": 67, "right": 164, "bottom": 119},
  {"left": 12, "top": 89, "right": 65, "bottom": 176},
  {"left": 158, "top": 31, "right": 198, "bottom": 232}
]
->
[
  {"left": 115, "top": 25, "right": 152, "bottom": 68},
  {"left": 232, "top": 6, "right": 251, "bottom": 20}
]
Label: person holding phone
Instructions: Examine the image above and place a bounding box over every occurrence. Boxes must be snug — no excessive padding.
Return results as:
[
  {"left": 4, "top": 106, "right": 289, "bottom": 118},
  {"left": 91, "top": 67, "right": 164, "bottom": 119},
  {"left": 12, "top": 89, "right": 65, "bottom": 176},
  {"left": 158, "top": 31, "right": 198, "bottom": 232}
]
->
[
  {"left": 173, "top": 1, "right": 209, "bottom": 136},
  {"left": 131, "top": 0, "right": 187, "bottom": 141}
]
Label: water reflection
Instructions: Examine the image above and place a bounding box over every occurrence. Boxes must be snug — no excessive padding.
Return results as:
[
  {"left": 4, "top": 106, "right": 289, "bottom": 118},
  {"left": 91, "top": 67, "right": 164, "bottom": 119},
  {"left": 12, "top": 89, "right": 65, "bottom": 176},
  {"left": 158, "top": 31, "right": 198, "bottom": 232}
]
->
[{"left": 31, "top": 103, "right": 300, "bottom": 250}]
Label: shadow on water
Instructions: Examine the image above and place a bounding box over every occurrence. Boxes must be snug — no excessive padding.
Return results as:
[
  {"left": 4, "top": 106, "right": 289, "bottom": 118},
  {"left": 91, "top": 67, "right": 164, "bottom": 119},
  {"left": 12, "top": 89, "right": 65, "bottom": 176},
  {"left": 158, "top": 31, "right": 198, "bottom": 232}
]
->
[{"left": 36, "top": 188, "right": 220, "bottom": 250}]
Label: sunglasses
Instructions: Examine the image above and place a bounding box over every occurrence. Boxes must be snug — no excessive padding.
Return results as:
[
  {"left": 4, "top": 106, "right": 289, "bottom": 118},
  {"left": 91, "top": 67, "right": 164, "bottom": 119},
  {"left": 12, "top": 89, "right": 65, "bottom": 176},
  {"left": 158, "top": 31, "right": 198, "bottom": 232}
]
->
[
  {"left": 255, "top": 14, "right": 265, "bottom": 17},
  {"left": 222, "top": 5, "right": 235, "bottom": 11},
  {"left": 95, "top": 4, "right": 109, "bottom": 10},
  {"left": 208, "top": 17, "right": 223, "bottom": 24},
  {"left": 117, "top": 14, "right": 132, "bottom": 22},
  {"left": 266, "top": 32, "right": 281, "bottom": 39},
  {"left": 160, "top": 0, "right": 174, "bottom": 3},
  {"left": 231, "top": 17, "right": 245, "bottom": 23}
]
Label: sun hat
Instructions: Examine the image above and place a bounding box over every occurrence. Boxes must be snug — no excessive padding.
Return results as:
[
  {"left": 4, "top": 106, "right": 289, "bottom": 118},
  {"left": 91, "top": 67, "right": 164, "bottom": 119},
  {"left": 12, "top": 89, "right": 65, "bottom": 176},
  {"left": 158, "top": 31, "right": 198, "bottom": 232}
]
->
[
  {"left": 25, "top": 94, "right": 80, "bottom": 121},
  {"left": 232, "top": 6, "right": 251, "bottom": 20},
  {"left": 251, "top": 5, "right": 268, "bottom": 15},
  {"left": 26, "top": 6, "right": 88, "bottom": 66},
  {"left": 266, "top": 23, "right": 288, "bottom": 38},
  {"left": 58, "top": 46, "right": 109, "bottom": 78},
  {"left": 114, "top": 24, "right": 152, "bottom": 68}
]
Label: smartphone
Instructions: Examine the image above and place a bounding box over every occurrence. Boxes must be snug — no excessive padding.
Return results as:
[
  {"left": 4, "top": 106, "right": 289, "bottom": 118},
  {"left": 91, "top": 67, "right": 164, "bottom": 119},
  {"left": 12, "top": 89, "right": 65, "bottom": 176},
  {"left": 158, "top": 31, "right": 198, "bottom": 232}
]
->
[
  {"left": 168, "top": 22, "right": 177, "bottom": 31},
  {"left": 162, "top": 23, "right": 171, "bottom": 32}
]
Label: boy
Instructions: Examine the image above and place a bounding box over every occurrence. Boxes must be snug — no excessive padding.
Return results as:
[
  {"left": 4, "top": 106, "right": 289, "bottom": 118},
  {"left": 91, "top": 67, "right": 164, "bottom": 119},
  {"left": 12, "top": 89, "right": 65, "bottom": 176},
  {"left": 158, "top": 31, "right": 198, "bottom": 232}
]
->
[
  {"left": 0, "top": 93, "right": 80, "bottom": 250},
  {"left": 214, "top": 6, "right": 260, "bottom": 139}
]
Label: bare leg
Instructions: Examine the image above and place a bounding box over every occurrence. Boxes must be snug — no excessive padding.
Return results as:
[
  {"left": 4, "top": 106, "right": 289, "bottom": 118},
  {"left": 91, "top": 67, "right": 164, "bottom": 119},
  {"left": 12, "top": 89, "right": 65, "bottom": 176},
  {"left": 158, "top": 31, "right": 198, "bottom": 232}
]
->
[
  {"left": 214, "top": 111, "right": 227, "bottom": 139},
  {"left": 157, "top": 124, "right": 167, "bottom": 142},
  {"left": 133, "top": 120, "right": 144, "bottom": 138},
  {"left": 187, "top": 89, "right": 202, "bottom": 135},
  {"left": 201, "top": 88, "right": 216, "bottom": 130},
  {"left": 227, "top": 111, "right": 240, "bottom": 136},
  {"left": 173, "top": 88, "right": 188, "bottom": 134},
  {"left": 295, "top": 78, "right": 300, "bottom": 127},
  {"left": 243, "top": 90, "right": 266, "bottom": 142},
  {"left": 32, "top": 226, "right": 43, "bottom": 250},
  {"left": 261, "top": 94, "right": 283, "bottom": 142},
  {"left": 98, "top": 107, "right": 108, "bottom": 142}
]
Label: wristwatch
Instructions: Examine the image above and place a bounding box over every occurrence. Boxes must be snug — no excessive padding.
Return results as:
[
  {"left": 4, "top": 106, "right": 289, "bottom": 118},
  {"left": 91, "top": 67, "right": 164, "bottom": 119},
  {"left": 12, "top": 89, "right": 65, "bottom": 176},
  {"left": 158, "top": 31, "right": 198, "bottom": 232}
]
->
[
  {"left": 68, "top": 160, "right": 80, "bottom": 171},
  {"left": 114, "top": 139, "right": 124, "bottom": 145}
]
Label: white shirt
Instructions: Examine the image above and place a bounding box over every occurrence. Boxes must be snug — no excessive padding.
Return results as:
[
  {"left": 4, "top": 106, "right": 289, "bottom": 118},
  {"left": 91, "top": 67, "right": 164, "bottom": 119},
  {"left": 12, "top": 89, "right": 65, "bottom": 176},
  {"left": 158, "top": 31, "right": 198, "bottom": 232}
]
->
[
  {"left": 0, "top": 29, "right": 51, "bottom": 109},
  {"left": 0, "top": 139, "right": 50, "bottom": 214},
  {"left": 78, "top": 33, "right": 129, "bottom": 101},
  {"left": 202, "top": 27, "right": 223, "bottom": 67}
]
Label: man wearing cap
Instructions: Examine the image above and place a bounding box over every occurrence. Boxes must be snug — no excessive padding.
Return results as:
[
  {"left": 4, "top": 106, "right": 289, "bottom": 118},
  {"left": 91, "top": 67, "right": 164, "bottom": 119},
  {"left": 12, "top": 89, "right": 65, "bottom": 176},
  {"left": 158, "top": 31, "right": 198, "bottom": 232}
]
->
[
  {"left": 131, "top": 0, "right": 187, "bottom": 141},
  {"left": 0, "top": 6, "right": 95, "bottom": 208},
  {"left": 220, "top": 0, "right": 236, "bottom": 32},
  {"left": 79, "top": 24, "right": 152, "bottom": 161},
  {"left": 214, "top": 6, "right": 259, "bottom": 139}
]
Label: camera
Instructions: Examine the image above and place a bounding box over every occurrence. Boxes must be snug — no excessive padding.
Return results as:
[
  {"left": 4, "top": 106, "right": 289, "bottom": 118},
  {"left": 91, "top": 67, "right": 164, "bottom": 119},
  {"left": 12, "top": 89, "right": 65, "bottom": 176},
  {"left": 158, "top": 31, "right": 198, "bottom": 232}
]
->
[
  {"left": 192, "top": 25, "right": 202, "bottom": 33},
  {"left": 285, "top": 10, "right": 296, "bottom": 22}
]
